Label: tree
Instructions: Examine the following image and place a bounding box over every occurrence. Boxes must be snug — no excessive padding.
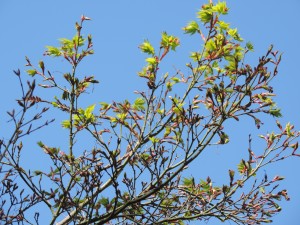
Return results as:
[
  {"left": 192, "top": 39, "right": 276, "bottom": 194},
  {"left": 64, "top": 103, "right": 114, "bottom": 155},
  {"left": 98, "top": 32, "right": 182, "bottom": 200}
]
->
[{"left": 0, "top": 1, "right": 299, "bottom": 224}]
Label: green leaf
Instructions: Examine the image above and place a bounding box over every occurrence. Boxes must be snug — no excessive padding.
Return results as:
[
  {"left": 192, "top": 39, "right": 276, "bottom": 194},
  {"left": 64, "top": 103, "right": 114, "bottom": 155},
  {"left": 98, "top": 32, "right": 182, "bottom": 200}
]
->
[
  {"left": 164, "top": 126, "right": 171, "bottom": 137},
  {"left": 183, "top": 21, "right": 199, "bottom": 35},
  {"left": 205, "top": 39, "right": 217, "bottom": 51},
  {"left": 225, "top": 55, "right": 237, "bottom": 72},
  {"left": 166, "top": 81, "right": 172, "bottom": 91},
  {"left": 100, "top": 102, "right": 110, "bottom": 110},
  {"left": 61, "top": 120, "right": 71, "bottom": 129},
  {"left": 146, "top": 57, "right": 157, "bottom": 65},
  {"left": 237, "top": 159, "right": 249, "bottom": 175},
  {"left": 149, "top": 137, "right": 159, "bottom": 143},
  {"left": 34, "top": 170, "right": 43, "bottom": 176},
  {"left": 161, "top": 32, "right": 169, "bottom": 48},
  {"left": 197, "top": 8, "right": 213, "bottom": 23},
  {"left": 169, "top": 37, "right": 180, "bottom": 51},
  {"left": 59, "top": 38, "right": 74, "bottom": 52},
  {"left": 140, "top": 153, "right": 150, "bottom": 161},
  {"left": 212, "top": 60, "right": 219, "bottom": 68},
  {"left": 259, "top": 186, "right": 265, "bottom": 194},
  {"left": 110, "top": 117, "right": 117, "bottom": 123},
  {"left": 285, "top": 123, "right": 294, "bottom": 137},
  {"left": 133, "top": 97, "right": 145, "bottom": 111},
  {"left": 218, "top": 21, "right": 230, "bottom": 31},
  {"left": 190, "top": 52, "right": 201, "bottom": 61},
  {"left": 60, "top": 38, "right": 73, "bottom": 47},
  {"left": 269, "top": 108, "right": 282, "bottom": 118},
  {"left": 37, "top": 141, "right": 44, "bottom": 148},
  {"left": 27, "top": 69, "right": 37, "bottom": 76},
  {"left": 99, "top": 197, "right": 109, "bottom": 206},
  {"left": 161, "top": 32, "right": 180, "bottom": 51},
  {"left": 116, "top": 113, "right": 127, "bottom": 121},
  {"left": 84, "top": 104, "right": 96, "bottom": 119},
  {"left": 139, "top": 40, "right": 155, "bottom": 55},
  {"left": 72, "top": 35, "right": 85, "bottom": 47},
  {"left": 48, "top": 147, "right": 59, "bottom": 155},
  {"left": 46, "top": 46, "right": 61, "bottom": 57},
  {"left": 246, "top": 42, "right": 254, "bottom": 51},
  {"left": 228, "top": 28, "right": 243, "bottom": 42},
  {"left": 212, "top": 1, "right": 228, "bottom": 15},
  {"left": 157, "top": 108, "right": 164, "bottom": 115},
  {"left": 182, "top": 177, "right": 194, "bottom": 187},
  {"left": 200, "top": 180, "right": 210, "bottom": 191},
  {"left": 171, "top": 77, "right": 180, "bottom": 83},
  {"left": 234, "top": 46, "right": 245, "bottom": 61},
  {"left": 52, "top": 102, "right": 58, "bottom": 107},
  {"left": 219, "top": 132, "right": 229, "bottom": 144},
  {"left": 172, "top": 98, "right": 184, "bottom": 115}
]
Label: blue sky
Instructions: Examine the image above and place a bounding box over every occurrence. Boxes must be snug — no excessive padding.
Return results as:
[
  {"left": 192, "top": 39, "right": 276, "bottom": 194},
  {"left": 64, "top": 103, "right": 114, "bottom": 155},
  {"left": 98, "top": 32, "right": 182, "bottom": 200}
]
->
[{"left": 0, "top": 1, "right": 299, "bottom": 224}]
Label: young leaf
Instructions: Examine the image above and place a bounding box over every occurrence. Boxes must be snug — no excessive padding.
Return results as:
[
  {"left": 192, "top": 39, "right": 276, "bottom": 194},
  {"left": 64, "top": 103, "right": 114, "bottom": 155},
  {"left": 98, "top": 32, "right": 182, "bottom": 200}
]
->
[
  {"left": 45, "top": 46, "right": 61, "bottom": 57},
  {"left": 161, "top": 32, "right": 180, "bottom": 51},
  {"left": 183, "top": 21, "right": 199, "bottom": 35},
  {"left": 37, "top": 141, "right": 44, "bottom": 148},
  {"left": 182, "top": 177, "right": 194, "bottom": 187},
  {"left": 269, "top": 108, "right": 282, "bottom": 118},
  {"left": 218, "top": 21, "right": 230, "bottom": 31},
  {"left": 197, "top": 8, "right": 213, "bottom": 23},
  {"left": 27, "top": 69, "right": 37, "bottom": 77},
  {"left": 38, "top": 61, "right": 45, "bottom": 72},
  {"left": 84, "top": 104, "right": 96, "bottom": 119},
  {"left": 99, "top": 197, "right": 109, "bottom": 207},
  {"left": 139, "top": 40, "right": 155, "bottom": 55},
  {"left": 61, "top": 120, "right": 71, "bottom": 129},
  {"left": 100, "top": 102, "right": 110, "bottom": 110},
  {"left": 149, "top": 137, "right": 159, "bottom": 143},
  {"left": 171, "top": 77, "right": 180, "bottom": 83},
  {"left": 246, "top": 42, "right": 254, "bottom": 51},
  {"left": 73, "top": 35, "right": 85, "bottom": 47},
  {"left": 212, "top": 1, "right": 228, "bottom": 15},
  {"left": 146, "top": 57, "right": 157, "bottom": 65},
  {"left": 133, "top": 97, "right": 145, "bottom": 111},
  {"left": 59, "top": 38, "right": 74, "bottom": 48},
  {"left": 228, "top": 28, "right": 243, "bottom": 42},
  {"left": 84, "top": 104, "right": 96, "bottom": 122},
  {"left": 34, "top": 170, "right": 43, "bottom": 176}
]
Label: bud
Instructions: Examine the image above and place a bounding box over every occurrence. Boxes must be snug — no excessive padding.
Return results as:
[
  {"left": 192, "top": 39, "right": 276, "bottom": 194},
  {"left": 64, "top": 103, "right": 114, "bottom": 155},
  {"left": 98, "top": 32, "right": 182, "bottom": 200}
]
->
[{"left": 81, "top": 15, "right": 91, "bottom": 21}]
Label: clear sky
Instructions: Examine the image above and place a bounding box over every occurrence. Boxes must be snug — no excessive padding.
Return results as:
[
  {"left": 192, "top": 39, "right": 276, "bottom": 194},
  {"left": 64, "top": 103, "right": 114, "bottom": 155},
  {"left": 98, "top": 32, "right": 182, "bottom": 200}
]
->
[{"left": 0, "top": 1, "right": 299, "bottom": 224}]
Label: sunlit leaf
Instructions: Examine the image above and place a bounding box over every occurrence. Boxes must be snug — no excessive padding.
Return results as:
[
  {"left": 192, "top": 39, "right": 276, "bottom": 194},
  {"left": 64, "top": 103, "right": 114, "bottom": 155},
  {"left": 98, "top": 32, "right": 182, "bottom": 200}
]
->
[{"left": 139, "top": 40, "right": 155, "bottom": 55}]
